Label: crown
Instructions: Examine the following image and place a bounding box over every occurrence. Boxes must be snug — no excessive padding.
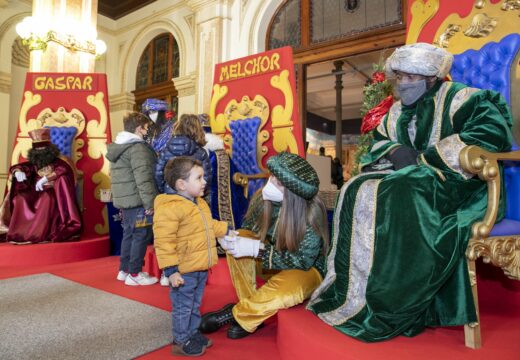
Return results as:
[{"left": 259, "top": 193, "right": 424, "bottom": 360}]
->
[{"left": 28, "top": 128, "right": 51, "bottom": 148}]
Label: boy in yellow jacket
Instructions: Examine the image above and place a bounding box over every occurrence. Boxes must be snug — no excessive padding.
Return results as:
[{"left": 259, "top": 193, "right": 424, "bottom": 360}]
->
[{"left": 153, "top": 156, "right": 229, "bottom": 357}]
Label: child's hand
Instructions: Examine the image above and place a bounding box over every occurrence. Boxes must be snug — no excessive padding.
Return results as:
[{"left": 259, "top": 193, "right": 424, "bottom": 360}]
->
[{"left": 169, "top": 272, "right": 184, "bottom": 287}]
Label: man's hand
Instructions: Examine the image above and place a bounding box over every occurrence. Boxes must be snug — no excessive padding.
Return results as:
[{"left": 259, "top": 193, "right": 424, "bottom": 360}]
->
[
  {"left": 14, "top": 171, "right": 27, "bottom": 182},
  {"left": 385, "top": 146, "right": 420, "bottom": 170},
  {"left": 35, "top": 176, "right": 49, "bottom": 191},
  {"left": 228, "top": 236, "right": 261, "bottom": 258},
  {"left": 168, "top": 272, "right": 184, "bottom": 287}
]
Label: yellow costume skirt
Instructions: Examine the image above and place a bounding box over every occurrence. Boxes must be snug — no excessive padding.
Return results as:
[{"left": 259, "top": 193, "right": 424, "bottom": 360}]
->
[{"left": 226, "top": 253, "right": 322, "bottom": 333}]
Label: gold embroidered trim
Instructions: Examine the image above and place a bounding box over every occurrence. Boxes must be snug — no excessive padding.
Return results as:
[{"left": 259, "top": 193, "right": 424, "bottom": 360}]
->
[
  {"left": 449, "top": 87, "right": 480, "bottom": 125},
  {"left": 386, "top": 102, "right": 402, "bottom": 142},
  {"left": 428, "top": 82, "right": 452, "bottom": 147},
  {"left": 419, "top": 153, "right": 447, "bottom": 181}
]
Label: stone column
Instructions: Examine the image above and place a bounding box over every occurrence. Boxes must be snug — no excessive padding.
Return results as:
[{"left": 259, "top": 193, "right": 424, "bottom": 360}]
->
[
  {"left": 188, "top": 0, "right": 230, "bottom": 113},
  {"left": 108, "top": 92, "right": 135, "bottom": 140},
  {"left": 0, "top": 71, "right": 11, "bottom": 191},
  {"left": 173, "top": 72, "right": 197, "bottom": 116},
  {"left": 333, "top": 60, "right": 344, "bottom": 162},
  {"left": 29, "top": 0, "right": 98, "bottom": 73}
]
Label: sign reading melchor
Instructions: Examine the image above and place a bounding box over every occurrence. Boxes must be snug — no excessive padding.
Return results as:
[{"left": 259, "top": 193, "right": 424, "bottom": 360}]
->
[{"left": 219, "top": 53, "right": 281, "bottom": 82}]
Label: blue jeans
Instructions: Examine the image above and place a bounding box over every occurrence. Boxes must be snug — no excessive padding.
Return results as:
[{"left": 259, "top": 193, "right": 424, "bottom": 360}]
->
[
  {"left": 120, "top": 207, "right": 152, "bottom": 274},
  {"left": 169, "top": 271, "right": 208, "bottom": 344}
]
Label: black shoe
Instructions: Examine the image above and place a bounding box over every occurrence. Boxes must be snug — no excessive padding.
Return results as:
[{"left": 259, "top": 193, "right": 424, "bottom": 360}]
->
[
  {"left": 172, "top": 338, "right": 205, "bottom": 357},
  {"left": 199, "top": 303, "right": 235, "bottom": 334},
  {"left": 192, "top": 331, "right": 212, "bottom": 348},
  {"left": 227, "top": 320, "right": 253, "bottom": 339}
]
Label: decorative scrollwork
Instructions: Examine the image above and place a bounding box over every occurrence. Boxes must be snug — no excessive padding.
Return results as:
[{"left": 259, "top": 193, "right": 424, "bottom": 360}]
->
[
  {"left": 501, "top": 0, "right": 520, "bottom": 11},
  {"left": 435, "top": 24, "right": 461, "bottom": 48},
  {"left": 463, "top": 13, "right": 497, "bottom": 38},
  {"left": 474, "top": 0, "right": 486, "bottom": 9},
  {"left": 467, "top": 236, "right": 520, "bottom": 280}
]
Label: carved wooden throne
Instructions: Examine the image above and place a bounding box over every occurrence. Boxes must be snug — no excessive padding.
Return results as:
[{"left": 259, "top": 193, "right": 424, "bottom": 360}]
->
[{"left": 447, "top": 28, "right": 520, "bottom": 350}]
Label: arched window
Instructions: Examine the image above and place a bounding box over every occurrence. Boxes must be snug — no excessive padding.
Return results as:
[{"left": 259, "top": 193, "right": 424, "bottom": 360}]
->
[{"left": 133, "top": 33, "right": 180, "bottom": 113}]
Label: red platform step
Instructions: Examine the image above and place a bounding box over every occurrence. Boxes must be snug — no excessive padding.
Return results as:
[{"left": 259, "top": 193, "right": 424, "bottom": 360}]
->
[{"left": 0, "top": 235, "right": 110, "bottom": 268}]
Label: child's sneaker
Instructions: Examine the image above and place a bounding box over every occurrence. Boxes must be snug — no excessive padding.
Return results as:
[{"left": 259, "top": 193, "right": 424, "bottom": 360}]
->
[
  {"left": 116, "top": 271, "right": 128, "bottom": 281},
  {"left": 160, "top": 273, "right": 170, "bottom": 286},
  {"left": 124, "top": 272, "right": 158, "bottom": 286},
  {"left": 172, "top": 338, "right": 205, "bottom": 357},
  {"left": 193, "top": 331, "right": 212, "bottom": 348}
]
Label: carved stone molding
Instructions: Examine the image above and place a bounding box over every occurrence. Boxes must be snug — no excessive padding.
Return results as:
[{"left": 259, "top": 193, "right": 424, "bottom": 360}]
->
[
  {"left": 187, "top": 0, "right": 220, "bottom": 12},
  {"left": 184, "top": 14, "right": 195, "bottom": 35},
  {"left": 0, "top": 0, "right": 10, "bottom": 9},
  {"left": 467, "top": 236, "right": 520, "bottom": 280},
  {"left": 0, "top": 72, "right": 12, "bottom": 93},
  {"left": 11, "top": 38, "right": 30, "bottom": 68},
  {"left": 172, "top": 73, "right": 197, "bottom": 97},
  {"left": 109, "top": 92, "right": 135, "bottom": 112}
]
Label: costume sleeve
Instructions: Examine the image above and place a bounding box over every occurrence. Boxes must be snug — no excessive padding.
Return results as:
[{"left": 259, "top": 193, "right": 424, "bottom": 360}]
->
[
  {"left": 131, "top": 144, "right": 158, "bottom": 209},
  {"left": 212, "top": 220, "right": 229, "bottom": 238},
  {"left": 260, "top": 226, "right": 322, "bottom": 272},
  {"left": 420, "top": 89, "right": 512, "bottom": 179},
  {"left": 359, "top": 107, "right": 402, "bottom": 169},
  {"left": 153, "top": 201, "right": 180, "bottom": 269}
]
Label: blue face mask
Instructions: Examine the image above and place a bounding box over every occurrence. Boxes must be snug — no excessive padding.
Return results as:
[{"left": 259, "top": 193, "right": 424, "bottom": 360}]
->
[{"left": 397, "top": 79, "right": 427, "bottom": 106}]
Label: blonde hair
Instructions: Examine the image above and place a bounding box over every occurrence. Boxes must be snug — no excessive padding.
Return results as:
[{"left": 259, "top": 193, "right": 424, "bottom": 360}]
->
[{"left": 173, "top": 114, "right": 207, "bottom": 147}]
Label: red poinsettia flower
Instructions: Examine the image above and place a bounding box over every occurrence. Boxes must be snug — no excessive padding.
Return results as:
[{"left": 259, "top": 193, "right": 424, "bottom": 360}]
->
[
  {"left": 165, "top": 111, "right": 175, "bottom": 120},
  {"left": 360, "top": 95, "right": 394, "bottom": 134},
  {"left": 371, "top": 71, "right": 386, "bottom": 83}
]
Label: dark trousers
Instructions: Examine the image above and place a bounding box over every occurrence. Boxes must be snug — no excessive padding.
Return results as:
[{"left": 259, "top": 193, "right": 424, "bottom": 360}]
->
[
  {"left": 170, "top": 271, "right": 208, "bottom": 344},
  {"left": 119, "top": 207, "right": 152, "bottom": 274}
]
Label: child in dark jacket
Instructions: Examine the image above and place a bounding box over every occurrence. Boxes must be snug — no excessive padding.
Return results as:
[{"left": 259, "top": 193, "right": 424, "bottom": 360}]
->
[
  {"left": 155, "top": 114, "right": 211, "bottom": 194},
  {"left": 154, "top": 157, "right": 229, "bottom": 356},
  {"left": 106, "top": 112, "right": 159, "bottom": 286}
]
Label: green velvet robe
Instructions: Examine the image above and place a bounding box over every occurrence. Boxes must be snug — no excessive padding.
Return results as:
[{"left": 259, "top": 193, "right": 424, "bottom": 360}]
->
[{"left": 307, "top": 81, "right": 512, "bottom": 342}]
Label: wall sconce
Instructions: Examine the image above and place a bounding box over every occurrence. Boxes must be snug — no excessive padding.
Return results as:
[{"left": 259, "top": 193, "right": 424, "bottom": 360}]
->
[{"left": 16, "top": 16, "right": 106, "bottom": 56}]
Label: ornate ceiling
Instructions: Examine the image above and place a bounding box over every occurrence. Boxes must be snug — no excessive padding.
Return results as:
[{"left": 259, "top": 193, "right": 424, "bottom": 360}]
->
[{"left": 98, "top": 0, "right": 156, "bottom": 20}]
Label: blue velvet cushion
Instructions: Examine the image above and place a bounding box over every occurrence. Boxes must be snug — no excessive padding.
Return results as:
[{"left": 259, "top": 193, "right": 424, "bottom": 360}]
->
[
  {"left": 230, "top": 117, "right": 266, "bottom": 197},
  {"left": 451, "top": 34, "right": 520, "bottom": 235},
  {"left": 451, "top": 33, "right": 520, "bottom": 104},
  {"left": 46, "top": 126, "right": 77, "bottom": 158}
]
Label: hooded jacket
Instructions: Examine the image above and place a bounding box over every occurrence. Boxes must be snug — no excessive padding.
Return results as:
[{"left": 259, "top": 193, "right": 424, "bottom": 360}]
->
[
  {"left": 106, "top": 131, "right": 158, "bottom": 209},
  {"left": 153, "top": 194, "right": 228, "bottom": 274},
  {"left": 155, "top": 135, "right": 211, "bottom": 194}
]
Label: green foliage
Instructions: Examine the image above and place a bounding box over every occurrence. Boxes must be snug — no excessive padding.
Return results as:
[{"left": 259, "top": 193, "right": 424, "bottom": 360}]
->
[{"left": 350, "top": 63, "right": 393, "bottom": 177}]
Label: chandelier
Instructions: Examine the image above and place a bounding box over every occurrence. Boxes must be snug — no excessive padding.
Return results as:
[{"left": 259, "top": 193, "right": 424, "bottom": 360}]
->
[{"left": 15, "top": 16, "right": 106, "bottom": 56}]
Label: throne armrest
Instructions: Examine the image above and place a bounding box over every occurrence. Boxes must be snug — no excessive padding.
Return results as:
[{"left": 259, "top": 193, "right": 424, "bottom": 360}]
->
[
  {"left": 232, "top": 172, "right": 269, "bottom": 198},
  {"left": 460, "top": 145, "right": 520, "bottom": 240}
]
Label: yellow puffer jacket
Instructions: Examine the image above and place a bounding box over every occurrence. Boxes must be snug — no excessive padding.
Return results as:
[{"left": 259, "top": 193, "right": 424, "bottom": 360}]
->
[{"left": 153, "top": 194, "right": 228, "bottom": 274}]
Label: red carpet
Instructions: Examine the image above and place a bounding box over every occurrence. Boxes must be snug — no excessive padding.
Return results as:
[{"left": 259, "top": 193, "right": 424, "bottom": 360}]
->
[{"left": 2, "top": 257, "right": 519, "bottom": 360}]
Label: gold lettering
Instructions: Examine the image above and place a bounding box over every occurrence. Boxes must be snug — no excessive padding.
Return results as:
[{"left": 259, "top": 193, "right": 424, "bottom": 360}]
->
[
  {"left": 229, "top": 64, "right": 237, "bottom": 79},
  {"left": 67, "top": 77, "right": 75, "bottom": 89},
  {"left": 252, "top": 57, "right": 260, "bottom": 74},
  {"left": 55, "top": 77, "right": 66, "bottom": 90},
  {"left": 83, "top": 76, "right": 93, "bottom": 90},
  {"left": 34, "top": 77, "right": 46, "bottom": 90},
  {"left": 244, "top": 60, "right": 253, "bottom": 76},
  {"left": 45, "top": 77, "right": 54, "bottom": 90},
  {"left": 220, "top": 66, "right": 229, "bottom": 82},
  {"left": 260, "top": 56, "right": 270, "bottom": 72},
  {"left": 270, "top": 53, "right": 281, "bottom": 71},
  {"left": 73, "top": 77, "right": 82, "bottom": 90},
  {"left": 236, "top": 62, "right": 245, "bottom": 78}
]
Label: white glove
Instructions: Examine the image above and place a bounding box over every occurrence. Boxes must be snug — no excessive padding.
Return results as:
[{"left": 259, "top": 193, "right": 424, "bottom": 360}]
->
[
  {"left": 217, "top": 230, "right": 238, "bottom": 251},
  {"left": 228, "top": 236, "right": 261, "bottom": 258},
  {"left": 35, "top": 176, "right": 49, "bottom": 191},
  {"left": 14, "top": 171, "right": 27, "bottom": 182}
]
